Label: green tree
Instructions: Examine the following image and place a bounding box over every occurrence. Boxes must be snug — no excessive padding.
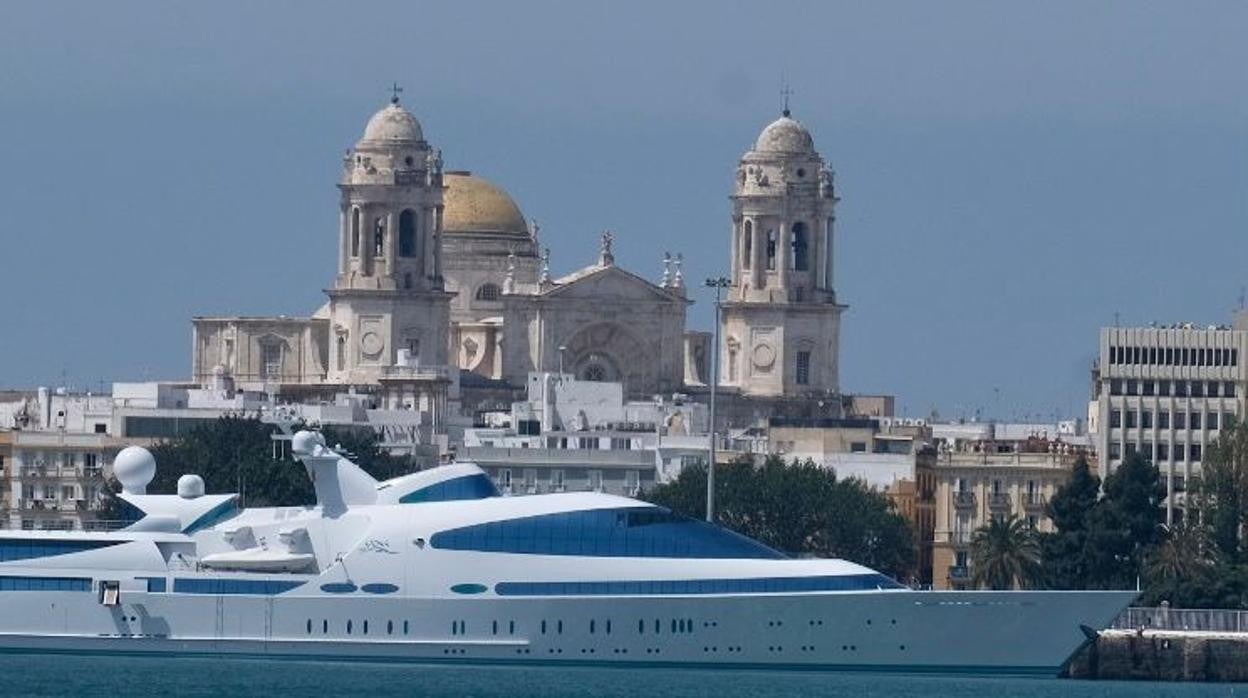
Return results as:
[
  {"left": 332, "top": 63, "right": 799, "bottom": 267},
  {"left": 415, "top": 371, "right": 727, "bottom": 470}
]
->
[
  {"left": 1083, "top": 452, "right": 1165, "bottom": 590},
  {"left": 1198, "top": 417, "right": 1248, "bottom": 563},
  {"left": 1142, "top": 522, "right": 1217, "bottom": 607},
  {"left": 970, "top": 515, "right": 1042, "bottom": 590},
  {"left": 643, "top": 455, "right": 916, "bottom": 580},
  {"left": 1040, "top": 457, "right": 1100, "bottom": 589}
]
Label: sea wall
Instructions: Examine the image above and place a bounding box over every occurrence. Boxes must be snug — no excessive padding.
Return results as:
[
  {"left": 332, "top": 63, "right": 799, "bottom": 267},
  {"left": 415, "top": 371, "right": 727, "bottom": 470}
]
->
[{"left": 1065, "top": 630, "right": 1248, "bottom": 682}]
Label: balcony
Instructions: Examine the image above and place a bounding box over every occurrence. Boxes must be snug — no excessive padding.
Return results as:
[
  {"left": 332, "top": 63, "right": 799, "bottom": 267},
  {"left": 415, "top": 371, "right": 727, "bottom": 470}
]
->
[
  {"left": 988, "top": 492, "right": 1012, "bottom": 510},
  {"left": 948, "top": 565, "right": 970, "bottom": 581},
  {"left": 948, "top": 530, "right": 974, "bottom": 546},
  {"left": 953, "top": 491, "right": 976, "bottom": 508},
  {"left": 1022, "top": 492, "right": 1046, "bottom": 510}
]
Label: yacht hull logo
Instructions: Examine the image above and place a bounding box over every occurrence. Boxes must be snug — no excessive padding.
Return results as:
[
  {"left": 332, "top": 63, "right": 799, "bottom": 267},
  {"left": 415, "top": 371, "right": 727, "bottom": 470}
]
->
[{"left": 361, "top": 538, "right": 398, "bottom": 555}]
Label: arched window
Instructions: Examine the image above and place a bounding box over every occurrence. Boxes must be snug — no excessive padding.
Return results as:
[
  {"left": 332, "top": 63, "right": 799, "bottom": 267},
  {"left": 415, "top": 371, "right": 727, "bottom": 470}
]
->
[
  {"left": 475, "top": 283, "right": 501, "bottom": 302},
  {"left": 399, "top": 209, "right": 417, "bottom": 257},
  {"left": 403, "top": 273, "right": 413, "bottom": 290},
  {"left": 336, "top": 335, "right": 346, "bottom": 371},
  {"left": 791, "top": 222, "right": 809, "bottom": 271},
  {"left": 351, "top": 208, "right": 361, "bottom": 257},
  {"left": 742, "top": 220, "right": 752, "bottom": 270},
  {"left": 583, "top": 363, "right": 607, "bottom": 382},
  {"left": 765, "top": 229, "right": 777, "bottom": 270},
  {"left": 374, "top": 217, "right": 386, "bottom": 257}
]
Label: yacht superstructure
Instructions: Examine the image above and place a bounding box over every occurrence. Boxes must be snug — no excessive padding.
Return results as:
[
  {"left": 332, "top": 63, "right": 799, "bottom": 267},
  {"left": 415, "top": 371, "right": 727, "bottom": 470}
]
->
[{"left": 0, "top": 431, "right": 1133, "bottom": 674}]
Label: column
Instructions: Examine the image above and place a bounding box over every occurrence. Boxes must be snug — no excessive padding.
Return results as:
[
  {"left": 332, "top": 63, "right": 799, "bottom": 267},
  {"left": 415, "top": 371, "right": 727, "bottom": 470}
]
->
[
  {"left": 729, "top": 219, "right": 739, "bottom": 279},
  {"left": 777, "top": 220, "right": 790, "bottom": 292},
  {"left": 824, "top": 216, "right": 835, "bottom": 291},
  {"left": 433, "top": 206, "right": 444, "bottom": 282},
  {"left": 385, "top": 210, "right": 397, "bottom": 279},
  {"left": 338, "top": 207, "right": 348, "bottom": 275},
  {"left": 752, "top": 218, "right": 764, "bottom": 289},
  {"left": 423, "top": 207, "right": 436, "bottom": 280}
]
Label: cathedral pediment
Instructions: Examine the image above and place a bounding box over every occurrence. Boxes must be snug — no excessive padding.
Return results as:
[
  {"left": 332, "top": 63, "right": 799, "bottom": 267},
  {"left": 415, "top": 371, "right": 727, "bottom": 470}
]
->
[{"left": 540, "top": 264, "right": 689, "bottom": 304}]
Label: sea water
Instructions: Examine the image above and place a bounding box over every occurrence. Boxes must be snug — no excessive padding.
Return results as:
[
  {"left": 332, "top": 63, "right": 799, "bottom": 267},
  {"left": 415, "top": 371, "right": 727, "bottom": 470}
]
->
[{"left": 0, "top": 653, "right": 1240, "bottom": 697}]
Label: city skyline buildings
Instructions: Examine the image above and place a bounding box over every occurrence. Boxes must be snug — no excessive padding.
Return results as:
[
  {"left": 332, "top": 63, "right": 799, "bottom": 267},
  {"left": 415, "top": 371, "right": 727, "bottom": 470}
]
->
[{"left": 2, "top": 3, "right": 1247, "bottom": 419}]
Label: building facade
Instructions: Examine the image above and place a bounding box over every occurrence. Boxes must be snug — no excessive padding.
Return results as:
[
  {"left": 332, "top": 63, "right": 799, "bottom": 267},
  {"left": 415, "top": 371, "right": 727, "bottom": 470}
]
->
[
  {"left": 1093, "top": 322, "right": 1247, "bottom": 523},
  {"left": 929, "top": 422, "right": 1090, "bottom": 590}
]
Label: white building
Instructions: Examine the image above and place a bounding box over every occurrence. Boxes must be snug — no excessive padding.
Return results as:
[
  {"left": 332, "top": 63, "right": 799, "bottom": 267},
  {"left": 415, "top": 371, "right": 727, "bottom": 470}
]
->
[
  {"left": 458, "top": 373, "right": 710, "bottom": 497},
  {"left": 1093, "top": 318, "right": 1247, "bottom": 523}
]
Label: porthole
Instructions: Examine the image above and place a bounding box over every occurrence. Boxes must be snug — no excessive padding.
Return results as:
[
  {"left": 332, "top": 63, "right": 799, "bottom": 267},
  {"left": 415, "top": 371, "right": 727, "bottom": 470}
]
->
[
  {"left": 347, "top": 620, "right": 353, "bottom": 634},
  {"left": 387, "top": 620, "right": 394, "bottom": 635},
  {"left": 322, "top": 619, "right": 328, "bottom": 634},
  {"left": 403, "top": 620, "right": 409, "bottom": 635},
  {"left": 306, "top": 619, "right": 312, "bottom": 634},
  {"left": 363, "top": 620, "right": 369, "bottom": 634}
]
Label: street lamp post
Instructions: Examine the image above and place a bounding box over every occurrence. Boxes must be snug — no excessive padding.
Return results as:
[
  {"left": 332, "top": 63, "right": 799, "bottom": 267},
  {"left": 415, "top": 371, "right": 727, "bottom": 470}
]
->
[{"left": 705, "top": 276, "right": 732, "bottom": 523}]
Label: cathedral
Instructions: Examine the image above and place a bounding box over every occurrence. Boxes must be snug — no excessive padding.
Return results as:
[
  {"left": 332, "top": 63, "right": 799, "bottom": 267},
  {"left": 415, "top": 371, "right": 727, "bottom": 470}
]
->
[{"left": 190, "top": 94, "right": 845, "bottom": 423}]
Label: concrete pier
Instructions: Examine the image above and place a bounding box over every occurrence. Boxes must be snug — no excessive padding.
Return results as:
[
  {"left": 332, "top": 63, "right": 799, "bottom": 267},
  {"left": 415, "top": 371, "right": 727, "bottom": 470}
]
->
[{"left": 1065, "top": 630, "right": 1248, "bottom": 682}]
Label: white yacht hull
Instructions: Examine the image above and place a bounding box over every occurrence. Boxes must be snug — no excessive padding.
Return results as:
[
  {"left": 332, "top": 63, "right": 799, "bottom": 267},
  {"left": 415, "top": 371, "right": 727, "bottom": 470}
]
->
[{"left": 0, "top": 588, "right": 1132, "bottom": 675}]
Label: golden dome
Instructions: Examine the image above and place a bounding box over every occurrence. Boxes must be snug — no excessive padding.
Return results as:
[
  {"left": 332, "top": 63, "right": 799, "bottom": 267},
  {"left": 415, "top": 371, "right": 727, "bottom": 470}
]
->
[{"left": 442, "top": 171, "right": 529, "bottom": 236}]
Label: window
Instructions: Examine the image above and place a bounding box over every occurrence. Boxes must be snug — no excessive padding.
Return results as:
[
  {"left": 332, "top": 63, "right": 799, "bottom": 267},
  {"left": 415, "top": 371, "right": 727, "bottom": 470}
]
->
[
  {"left": 1190, "top": 412, "right": 1202, "bottom": 430},
  {"left": 495, "top": 574, "right": 905, "bottom": 596},
  {"left": 399, "top": 474, "right": 499, "bottom": 504},
  {"left": 850, "top": 442, "right": 867, "bottom": 453},
  {"left": 795, "top": 351, "right": 811, "bottom": 385},
  {"left": 1191, "top": 382, "right": 1204, "bottom": 398},
  {"left": 261, "top": 342, "right": 282, "bottom": 380},
  {"left": 172, "top": 578, "right": 302, "bottom": 595},
  {"left": 399, "top": 209, "right": 417, "bottom": 257},
  {"left": 523, "top": 469, "right": 537, "bottom": 492},
  {"left": 431, "top": 507, "right": 788, "bottom": 559},
  {"left": 0, "top": 539, "right": 121, "bottom": 562},
  {"left": 93, "top": 423, "right": 107, "bottom": 434},
  {"left": 1126, "top": 380, "right": 1137, "bottom": 396},
  {"left": 583, "top": 363, "right": 608, "bottom": 382},
  {"left": 500, "top": 469, "right": 513, "bottom": 492},
  {"left": 1208, "top": 381, "right": 1220, "bottom": 398},
  {"left": 1110, "top": 380, "right": 1122, "bottom": 396},
  {"left": 1109, "top": 443, "right": 1121, "bottom": 460},
  {"left": 791, "top": 223, "right": 809, "bottom": 271},
  {"left": 0, "top": 576, "right": 90, "bottom": 592},
  {"left": 551, "top": 469, "right": 565, "bottom": 492},
  {"left": 403, "top": 273, "right": 412, "bottom": 290},
  {"left": 351, "top": 208, "right": 361, "bottom": 256},
  {"left": 1125, "top": 411, "right": 1137, "bottom": 429},
  {"left": 765, "top": 229, "right": 777, "bottom": 270},
  {"left": 625, "top": 470, "right": 640, "bottom": 495},
  {"left": 1175, "top": 412, "right": 1187, "bottom": 430},
  {"left": 1157, "top": 443, "right": 1170, "bottom": 461},
  {"left": 588, "top": 470, "right": 603, "bottom": 492},
  {"left": 1142, "top": 381, "right": 1155, "bottom": 397},
  {"left": 1109, "top": 410, "right": 1121, "bottom": 428},
  {"left": 1225, "top": 382, "right": 1237, "bottom": 398},
  {"left": 1208, "top": 412, "right": 1219, "bottom": 431},
  {"left": 1175, "top": 381, "right": 1188, "bottom": 397},
  {"left": 374, "top": 217, "right": 386, "bottom": 256},
  {"left": 1191, "top": 444, "right": 1203, "bottom": 462},
  {"left": 475, "top": 284, "right": 501, "bottom": 302},
  {"left": 1141, "top": 411, "right": 1152, "bottom": 429},
  {"left": 1159, "top": 380, "right": 1171, "bottom": 396}
]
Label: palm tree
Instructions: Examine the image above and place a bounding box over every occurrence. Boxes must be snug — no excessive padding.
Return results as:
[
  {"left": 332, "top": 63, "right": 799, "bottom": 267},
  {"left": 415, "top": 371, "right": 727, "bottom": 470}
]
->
[
  {"left": 1146, "top": 522, "right": 1211, "bottom": 587},
  {"left": 970, "top": 515, "right": 1042, "bottom": 590}
]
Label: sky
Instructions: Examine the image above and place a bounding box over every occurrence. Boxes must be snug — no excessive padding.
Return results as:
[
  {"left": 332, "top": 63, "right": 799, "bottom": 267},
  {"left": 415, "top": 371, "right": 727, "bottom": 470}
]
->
[{"left": 1, "top": 2, "right": 1246, "bottom": 421}]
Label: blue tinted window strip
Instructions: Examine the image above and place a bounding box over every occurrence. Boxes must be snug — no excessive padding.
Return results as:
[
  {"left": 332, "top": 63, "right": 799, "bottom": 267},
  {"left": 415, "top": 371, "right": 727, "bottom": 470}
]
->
[
  {"left": 138, "top": 576, "right": 167, "bottom": 593},
  {"left": 495, "top": 574, "right": 904, "bottom": 596},
  {"left": 400, "top": 474, "right": 499, "bottom": 504},
  {"left": 430, "top": 506, "right": 786, "bottom": 559},
  {"left": 0, "top": 539, "right": 123, "bottom": 563},
  {"left": 172, "top": 578, "right": 303, "bottom": 595},
  {"left": 182, "top": 499, "right": 240, "bottom": 534},
  {"left": 0, "top": 576, "right": 91, "bottom": 592}
]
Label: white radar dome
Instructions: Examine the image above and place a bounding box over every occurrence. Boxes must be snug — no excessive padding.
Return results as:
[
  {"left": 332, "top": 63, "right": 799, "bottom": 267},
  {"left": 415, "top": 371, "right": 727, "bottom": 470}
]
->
[
  {"left": 114, "top": 446, "right": 157, "bottom": 495},
  {"left": 177, "top": 474, "right": 205, "bottom": 499}
]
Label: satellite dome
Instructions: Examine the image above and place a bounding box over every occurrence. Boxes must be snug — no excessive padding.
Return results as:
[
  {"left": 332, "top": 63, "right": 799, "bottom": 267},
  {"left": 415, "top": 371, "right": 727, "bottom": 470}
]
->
[
  {"left": 177, "top": 474, "right": 205, "bottom": 499},
  {"left": 291, "top": 430, "right": 327, "bottom": 457},
  {"left": 114, "top": 446, "right": 156, "bottom": 495}
]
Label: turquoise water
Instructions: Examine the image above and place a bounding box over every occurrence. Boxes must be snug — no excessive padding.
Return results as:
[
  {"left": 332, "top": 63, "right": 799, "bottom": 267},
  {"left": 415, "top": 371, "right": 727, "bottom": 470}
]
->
[{"left": 0, "top": 654, "right": 1242, "bottom": 697}]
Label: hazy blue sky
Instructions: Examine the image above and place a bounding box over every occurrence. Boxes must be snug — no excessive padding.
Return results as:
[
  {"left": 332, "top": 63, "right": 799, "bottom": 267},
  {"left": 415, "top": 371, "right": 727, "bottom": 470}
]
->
[{"left": 2, "top": 2, "right": 1246, "bottom": 420}]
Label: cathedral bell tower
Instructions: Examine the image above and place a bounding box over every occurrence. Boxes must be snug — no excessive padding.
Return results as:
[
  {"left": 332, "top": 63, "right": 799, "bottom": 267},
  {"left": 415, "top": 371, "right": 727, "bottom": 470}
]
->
[
  {"left": 720, "top": 108, "right": 846, "bottom": 397},
  {"left": 327, "top": 92, "right": 452, "bottom": 383}
]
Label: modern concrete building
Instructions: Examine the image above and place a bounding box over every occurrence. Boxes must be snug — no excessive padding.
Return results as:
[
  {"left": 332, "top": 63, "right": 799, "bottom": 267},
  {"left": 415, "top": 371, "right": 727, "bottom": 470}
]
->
[{"left": 1092, "top": 319, "right": 1247, "bottom": 523}]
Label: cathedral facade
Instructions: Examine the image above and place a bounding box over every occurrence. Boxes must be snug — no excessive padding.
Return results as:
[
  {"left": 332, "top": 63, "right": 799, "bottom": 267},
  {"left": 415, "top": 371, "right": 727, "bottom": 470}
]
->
[{"left": 190, "top": 95, "right": 844, "bottom": 419}]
